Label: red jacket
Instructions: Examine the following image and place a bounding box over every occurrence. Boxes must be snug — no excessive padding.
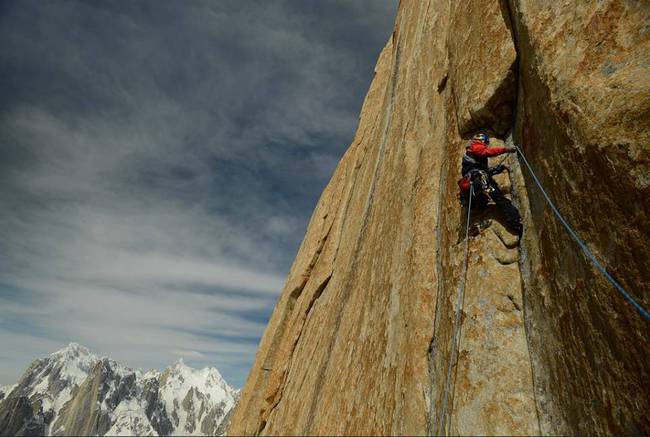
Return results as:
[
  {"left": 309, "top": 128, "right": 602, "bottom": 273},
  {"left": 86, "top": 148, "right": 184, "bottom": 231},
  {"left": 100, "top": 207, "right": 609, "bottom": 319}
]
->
[
  {"left": 458, "top": 140, "right": 509, "bottom": 194},
  {"left": 466, "top": 139, "right": 508, "bottom": 158}
]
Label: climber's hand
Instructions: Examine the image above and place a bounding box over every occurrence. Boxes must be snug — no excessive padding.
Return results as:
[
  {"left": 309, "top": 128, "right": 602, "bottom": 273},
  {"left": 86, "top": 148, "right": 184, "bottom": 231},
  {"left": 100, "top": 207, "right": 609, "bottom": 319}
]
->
[{"left": 507, "top": 147, "right": 517, "bottom": 153}]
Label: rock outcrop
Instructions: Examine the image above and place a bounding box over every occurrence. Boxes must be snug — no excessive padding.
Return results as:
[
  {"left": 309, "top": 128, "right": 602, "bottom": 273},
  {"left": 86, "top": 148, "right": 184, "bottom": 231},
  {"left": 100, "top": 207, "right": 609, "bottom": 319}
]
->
[{"left": 228, "top": 0, "right": 649, "bottom": 435}]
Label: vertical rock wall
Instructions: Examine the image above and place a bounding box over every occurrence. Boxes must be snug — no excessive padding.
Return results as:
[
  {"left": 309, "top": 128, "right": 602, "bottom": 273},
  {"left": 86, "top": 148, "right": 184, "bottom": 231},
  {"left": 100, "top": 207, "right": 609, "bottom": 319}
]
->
[
  {"left": 447, "top": 0, "right": 517, "bottom": 135},
  {"left": 230, "top": 4, "right": 450, "bottom": 433},
  {"left": 508, "top": 1, "right": 650, "bottom": 434},
  {"left": 228, "top": 1, "right": 649, "bottom": 435}
]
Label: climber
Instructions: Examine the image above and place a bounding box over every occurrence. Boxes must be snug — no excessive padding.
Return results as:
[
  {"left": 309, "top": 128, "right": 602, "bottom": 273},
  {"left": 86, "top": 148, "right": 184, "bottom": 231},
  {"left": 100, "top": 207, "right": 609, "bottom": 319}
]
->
[{"left": 458, "top": 133, "right": 523, "bottom": 235}]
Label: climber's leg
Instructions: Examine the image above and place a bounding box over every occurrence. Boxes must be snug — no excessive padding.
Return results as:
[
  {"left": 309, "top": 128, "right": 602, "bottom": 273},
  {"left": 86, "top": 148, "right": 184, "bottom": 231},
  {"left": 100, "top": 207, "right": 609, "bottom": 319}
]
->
[
  {"left": 489, "top": 183, "right": 523, "bottom": 235},
  {"left": 473, "top": 193, "right": 489, "bottom": 210},
  {"left": 470, "top": 176, "right": 489, "bottom": 210}
]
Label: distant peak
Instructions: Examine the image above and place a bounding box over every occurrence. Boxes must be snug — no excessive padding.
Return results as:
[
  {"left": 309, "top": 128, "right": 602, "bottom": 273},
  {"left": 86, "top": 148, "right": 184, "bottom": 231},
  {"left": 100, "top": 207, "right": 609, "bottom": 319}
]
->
[
  {"left": 51, "top": 342, "right": 93, "bottom": 357},
  {"left": 167, "top": 359, "right": 226, "bottom": 382},
  {"left": 67, "top": 342, "right": 88, "bottom": 351},
  {"left": 169, "top": 358, "right": 190, "bottom": 373}
]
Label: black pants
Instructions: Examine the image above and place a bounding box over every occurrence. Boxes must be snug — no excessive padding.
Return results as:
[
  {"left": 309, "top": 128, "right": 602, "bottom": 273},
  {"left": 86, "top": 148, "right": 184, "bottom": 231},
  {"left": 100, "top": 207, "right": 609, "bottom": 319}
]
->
[{"left": 471, "top": 179, "right": 522, "bottom": 234}]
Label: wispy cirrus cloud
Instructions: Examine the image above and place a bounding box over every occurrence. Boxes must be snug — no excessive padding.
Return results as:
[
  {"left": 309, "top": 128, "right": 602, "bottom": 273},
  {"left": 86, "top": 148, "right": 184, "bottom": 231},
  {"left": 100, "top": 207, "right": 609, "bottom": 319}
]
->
[{"left": 0, "top": 0, "right": 397, "bottom": 387}]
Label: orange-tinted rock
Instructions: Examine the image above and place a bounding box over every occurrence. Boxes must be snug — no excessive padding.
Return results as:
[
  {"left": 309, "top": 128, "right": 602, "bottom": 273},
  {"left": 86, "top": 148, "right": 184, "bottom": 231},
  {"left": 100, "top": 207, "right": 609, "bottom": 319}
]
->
[
  {"left": 508, "top": 0, "right": 650, "bottom": 434},
  {"left": 228, "top": 1, "right": 650, "bottom": 435},
  {"left": 448, "top": 0, "right": 517, "bottom": 135}
]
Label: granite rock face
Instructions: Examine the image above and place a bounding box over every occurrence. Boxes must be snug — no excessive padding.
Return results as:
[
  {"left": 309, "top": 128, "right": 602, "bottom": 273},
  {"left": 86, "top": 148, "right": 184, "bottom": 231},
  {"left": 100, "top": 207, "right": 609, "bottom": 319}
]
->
[
  {"left": 508, "top": 1, "right": 650, "bottom": 434},
  {"left": 448, "top": 0, "right": 517, "bottom": 136},
  {"left": 228, "top": 0, "right": 649, "bottom": 435}
]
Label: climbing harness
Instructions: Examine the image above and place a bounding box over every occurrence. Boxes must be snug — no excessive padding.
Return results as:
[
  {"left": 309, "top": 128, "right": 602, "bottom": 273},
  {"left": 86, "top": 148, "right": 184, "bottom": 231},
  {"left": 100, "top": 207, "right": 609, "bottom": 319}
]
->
[
  {"left": 475, "top": 170, "right": 493, "bottom": 194},
  {"left": 458, "top": 169, "right": 492, "bottom": 200},
  {"left": 438, "top": 184, "right": 473, "bottom": 436},
  {"left": 514, "top": 144, "right": 650, "bottom": 321}
]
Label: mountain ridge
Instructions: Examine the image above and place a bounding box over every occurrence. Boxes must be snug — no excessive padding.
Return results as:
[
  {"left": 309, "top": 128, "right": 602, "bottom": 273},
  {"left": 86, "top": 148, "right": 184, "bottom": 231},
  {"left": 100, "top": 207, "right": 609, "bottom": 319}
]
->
[{"left": 0, "top": 343, "right": 238, "bottom": 436}]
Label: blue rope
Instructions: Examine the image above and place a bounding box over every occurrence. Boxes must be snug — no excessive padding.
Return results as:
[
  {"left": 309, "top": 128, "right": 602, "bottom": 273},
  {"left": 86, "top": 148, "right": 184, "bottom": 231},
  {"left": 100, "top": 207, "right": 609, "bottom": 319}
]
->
[
  {"left": 438, "top": 184, "right": 474, "bottom": 436},
  {"left": 514, "top": 144, "right": 650, "bottom": 321}
]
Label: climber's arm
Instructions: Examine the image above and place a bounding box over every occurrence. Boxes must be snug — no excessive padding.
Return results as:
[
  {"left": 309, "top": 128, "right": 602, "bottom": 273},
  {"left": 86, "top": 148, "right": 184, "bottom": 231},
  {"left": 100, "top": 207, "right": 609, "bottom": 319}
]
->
[{"left": 469, "top": 142, "right": 514, "bottom": 158}]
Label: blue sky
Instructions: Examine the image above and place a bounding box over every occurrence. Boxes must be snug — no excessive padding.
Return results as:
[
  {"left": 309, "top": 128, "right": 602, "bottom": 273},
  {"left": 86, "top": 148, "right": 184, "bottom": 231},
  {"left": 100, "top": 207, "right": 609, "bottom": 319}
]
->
[{"left": 0, "top": 1, "right": 397, "bottom": 387}]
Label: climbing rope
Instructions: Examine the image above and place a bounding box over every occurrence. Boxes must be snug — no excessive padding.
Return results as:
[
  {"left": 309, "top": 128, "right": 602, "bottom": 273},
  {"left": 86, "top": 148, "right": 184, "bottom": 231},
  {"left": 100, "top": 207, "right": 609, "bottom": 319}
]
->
[
  {"left": 514, "top": 144, "right": 650, "bottom": 321},
  {"left": 437, "top": 184, "right": 473, "bottom": 436}
]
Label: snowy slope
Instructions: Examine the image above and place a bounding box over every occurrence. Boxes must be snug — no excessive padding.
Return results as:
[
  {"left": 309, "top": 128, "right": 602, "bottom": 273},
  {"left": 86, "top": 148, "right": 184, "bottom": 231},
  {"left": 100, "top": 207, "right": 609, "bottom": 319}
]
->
[
  {"left": 0, "top": 344, "right": 238, "bottom": 436},
  {"left": 7, "top": 343, "right": 100, "bottom": 430},
  {"left": 159, "top": 359, "right": 238, "bottom": 436},
  {"left": 107, "top": 399, "right": 159, "bottom": 436},
  {"left": 0, "top": 384, "right": 16, "bottom": 401}
]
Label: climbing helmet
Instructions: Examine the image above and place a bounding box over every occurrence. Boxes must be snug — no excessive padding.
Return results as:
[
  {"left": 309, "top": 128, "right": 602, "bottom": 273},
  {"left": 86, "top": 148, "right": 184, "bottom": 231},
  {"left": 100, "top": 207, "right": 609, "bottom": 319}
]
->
[{"left": 473, "top": 133, "right": 489, "bottom": 144}]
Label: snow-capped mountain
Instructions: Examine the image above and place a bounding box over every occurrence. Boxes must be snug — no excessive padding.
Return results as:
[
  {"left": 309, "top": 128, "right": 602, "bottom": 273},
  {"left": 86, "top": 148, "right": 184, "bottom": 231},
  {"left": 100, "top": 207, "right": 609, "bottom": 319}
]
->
[{"left": 0, "top": 344, "right": 239, "bottom": 436}]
